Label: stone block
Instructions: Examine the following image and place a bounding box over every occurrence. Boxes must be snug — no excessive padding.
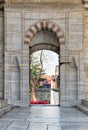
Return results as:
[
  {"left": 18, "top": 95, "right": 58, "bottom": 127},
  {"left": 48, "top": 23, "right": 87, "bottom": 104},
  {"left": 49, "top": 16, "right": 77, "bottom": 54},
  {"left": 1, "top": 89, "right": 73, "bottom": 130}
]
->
[
  {"left": 6, "top": 13, "right": 22, "bottom": 50},
  {"left": 0, "top": 100, "right": 8, "bottom": 108}
]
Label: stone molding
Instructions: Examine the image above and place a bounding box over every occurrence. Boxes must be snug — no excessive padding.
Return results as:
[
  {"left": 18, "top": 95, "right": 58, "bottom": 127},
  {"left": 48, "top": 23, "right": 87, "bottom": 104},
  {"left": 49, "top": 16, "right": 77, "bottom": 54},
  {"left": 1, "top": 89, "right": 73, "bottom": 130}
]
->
[
  {"left": 4, "top": 0, "right": 83, "bottom": 9},
  {"left": 6, "top": 0, "right": 82, "bottom": 4},
  {"left": 4, "top": 4, "right": 83, "bottom": 10}
]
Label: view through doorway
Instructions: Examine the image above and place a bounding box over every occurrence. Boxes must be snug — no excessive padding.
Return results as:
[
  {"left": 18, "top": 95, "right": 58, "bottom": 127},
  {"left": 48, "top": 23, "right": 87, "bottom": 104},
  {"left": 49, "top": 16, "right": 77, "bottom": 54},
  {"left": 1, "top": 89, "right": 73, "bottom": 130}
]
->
[{"left": 29, "top": 50, "right": 60, "bottom": 105}]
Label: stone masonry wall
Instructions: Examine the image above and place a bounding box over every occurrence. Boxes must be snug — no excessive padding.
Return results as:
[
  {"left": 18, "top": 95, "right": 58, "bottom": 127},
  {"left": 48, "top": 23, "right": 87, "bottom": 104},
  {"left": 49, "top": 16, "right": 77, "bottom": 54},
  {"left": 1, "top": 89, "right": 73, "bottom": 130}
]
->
[
  {"left": 0, "top": 11, "right": 4, "bottom": 99},
  {"left": 84, "top": 11, "right": 88, "bottom": 99},
  {"left": 4, "top": 4, "right": 84, "bottom": 106}
]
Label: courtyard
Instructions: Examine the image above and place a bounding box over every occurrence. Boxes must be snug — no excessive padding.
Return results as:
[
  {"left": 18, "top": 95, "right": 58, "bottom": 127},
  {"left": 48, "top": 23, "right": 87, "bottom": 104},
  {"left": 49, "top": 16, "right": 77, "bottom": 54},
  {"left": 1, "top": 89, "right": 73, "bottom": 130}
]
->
[{"left": 0, "top": 106, "right": 88, "bottom": 130}]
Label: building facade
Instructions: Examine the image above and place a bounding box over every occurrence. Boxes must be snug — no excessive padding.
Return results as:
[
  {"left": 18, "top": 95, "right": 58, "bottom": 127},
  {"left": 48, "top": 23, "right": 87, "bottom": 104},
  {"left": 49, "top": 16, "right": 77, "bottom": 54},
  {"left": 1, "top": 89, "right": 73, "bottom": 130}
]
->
[{"left": 0, "top": 0, "right": 88, "bottom": 107}]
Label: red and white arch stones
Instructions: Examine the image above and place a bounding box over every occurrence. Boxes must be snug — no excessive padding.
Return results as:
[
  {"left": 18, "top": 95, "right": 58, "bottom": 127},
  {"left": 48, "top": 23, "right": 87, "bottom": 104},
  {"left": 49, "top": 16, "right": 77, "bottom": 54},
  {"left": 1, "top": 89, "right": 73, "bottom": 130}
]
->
[{"left": 24, "top": 21, "right": 65, "bottom": 45}]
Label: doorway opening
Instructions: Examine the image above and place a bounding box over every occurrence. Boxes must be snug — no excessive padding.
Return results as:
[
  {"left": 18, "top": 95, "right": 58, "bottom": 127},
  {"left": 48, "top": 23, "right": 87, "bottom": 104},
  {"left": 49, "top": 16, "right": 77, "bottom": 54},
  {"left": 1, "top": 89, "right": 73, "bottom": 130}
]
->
[
  {"left": 29, "top": 50, "right": 60, "bottom": 105},
  {"left": 23, "top": 20, "right": 66, "bottom": 106}
]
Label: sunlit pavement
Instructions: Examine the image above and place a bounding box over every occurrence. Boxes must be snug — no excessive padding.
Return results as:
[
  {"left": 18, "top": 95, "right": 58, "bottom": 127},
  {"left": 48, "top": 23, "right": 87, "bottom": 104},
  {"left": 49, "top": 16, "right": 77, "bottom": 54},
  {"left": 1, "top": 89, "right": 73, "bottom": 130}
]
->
[{"left": 0, "top": 106, "right": 88, "bottom": 130}]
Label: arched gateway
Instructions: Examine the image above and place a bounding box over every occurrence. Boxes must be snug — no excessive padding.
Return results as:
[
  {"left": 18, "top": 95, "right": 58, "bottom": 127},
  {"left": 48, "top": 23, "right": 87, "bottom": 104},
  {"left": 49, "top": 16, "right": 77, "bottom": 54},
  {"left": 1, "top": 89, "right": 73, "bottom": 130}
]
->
[
  {"left": 18, "top": 20, "right": 80, "bottom": 107},
  {"left": 24, "top": 21, "right": 65, "bottom": 106},
  {"left": 3, "top": 0, "right": 85, "bottom": 107}
]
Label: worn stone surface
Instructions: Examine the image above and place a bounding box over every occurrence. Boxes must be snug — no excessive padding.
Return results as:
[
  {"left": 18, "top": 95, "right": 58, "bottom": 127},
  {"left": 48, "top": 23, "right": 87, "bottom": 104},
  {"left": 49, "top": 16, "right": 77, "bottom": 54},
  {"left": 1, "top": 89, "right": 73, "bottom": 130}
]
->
[
  {"left": 0, "top": 106, "right": 88, "bottom": 130},
  {"left": 6, "top": 0, "right": 82, "bottom": 4},
  {"left": 76, "top": 99, "right": 88, "bottom": 115}
]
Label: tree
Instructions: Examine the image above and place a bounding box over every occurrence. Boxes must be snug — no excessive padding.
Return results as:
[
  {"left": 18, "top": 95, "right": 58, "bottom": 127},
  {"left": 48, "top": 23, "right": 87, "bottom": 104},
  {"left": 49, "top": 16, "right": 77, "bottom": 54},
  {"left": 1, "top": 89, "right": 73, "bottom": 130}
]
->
[{"left": 30, "top": 50, "right": 45, "bottom": 101}]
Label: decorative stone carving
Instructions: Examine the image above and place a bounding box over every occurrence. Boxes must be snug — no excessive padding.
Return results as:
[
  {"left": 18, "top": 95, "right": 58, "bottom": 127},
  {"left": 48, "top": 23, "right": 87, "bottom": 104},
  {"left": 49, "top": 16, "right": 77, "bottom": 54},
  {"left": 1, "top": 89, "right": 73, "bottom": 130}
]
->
[
  {"left": 70, "top": 57, "right": 78, "bottom": 101},
  {"left": 11, "top": 57, "right": 20, "bottom": 100}
]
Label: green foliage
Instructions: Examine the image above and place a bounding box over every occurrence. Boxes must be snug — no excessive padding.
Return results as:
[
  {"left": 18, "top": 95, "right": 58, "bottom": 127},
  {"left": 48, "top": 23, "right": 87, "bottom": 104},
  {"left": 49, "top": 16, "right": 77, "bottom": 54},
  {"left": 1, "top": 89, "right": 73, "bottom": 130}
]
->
[
  {"left": 30, "top": 61, "right": 45, "bottom": 79},
  {"left": 30, "top": 52, "right": 45, "bottom": 89}
]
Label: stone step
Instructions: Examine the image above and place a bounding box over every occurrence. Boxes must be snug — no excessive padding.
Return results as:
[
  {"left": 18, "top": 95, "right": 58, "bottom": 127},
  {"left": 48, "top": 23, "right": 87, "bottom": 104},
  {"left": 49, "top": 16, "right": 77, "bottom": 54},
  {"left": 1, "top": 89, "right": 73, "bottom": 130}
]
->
[
  {"left": 76, "top": 104, "right": 88, "bottom": 115},
  {"left": 0, "top": 104, "right": 13, "bottom": 117},
  {"left": 0, "top": 99, "right": 8, "bottom": 108},
  {"left": 82, "top": 99, "right": 88, "bottom": 107}
]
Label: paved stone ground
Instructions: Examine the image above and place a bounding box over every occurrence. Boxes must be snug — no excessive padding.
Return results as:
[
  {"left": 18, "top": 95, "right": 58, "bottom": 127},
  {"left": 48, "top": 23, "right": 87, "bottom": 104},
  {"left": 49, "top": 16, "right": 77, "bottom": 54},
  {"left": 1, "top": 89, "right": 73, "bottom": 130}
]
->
[{"left": 0, "top": 106, "right": 88, "bottom": 130}]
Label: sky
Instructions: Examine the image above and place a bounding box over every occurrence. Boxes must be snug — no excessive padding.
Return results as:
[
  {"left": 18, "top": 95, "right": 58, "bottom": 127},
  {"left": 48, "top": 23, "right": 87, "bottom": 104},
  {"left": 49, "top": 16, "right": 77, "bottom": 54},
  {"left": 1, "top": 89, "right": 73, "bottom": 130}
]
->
[{"left": 33, "top": 50, "right": 59, "bottom": 75}]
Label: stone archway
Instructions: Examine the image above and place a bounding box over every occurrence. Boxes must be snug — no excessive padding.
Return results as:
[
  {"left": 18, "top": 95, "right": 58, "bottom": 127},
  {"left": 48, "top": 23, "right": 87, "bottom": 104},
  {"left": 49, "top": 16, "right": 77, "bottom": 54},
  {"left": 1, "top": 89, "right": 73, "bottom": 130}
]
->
[
  {"left": 24, "top": 21, "right": 65, "bottom": 45},
  {"left": 4, "top": 19, "right": 82, "bottom": 107},
  {"left": 23, "top": 20, "right": 66, "bottom": 106}
]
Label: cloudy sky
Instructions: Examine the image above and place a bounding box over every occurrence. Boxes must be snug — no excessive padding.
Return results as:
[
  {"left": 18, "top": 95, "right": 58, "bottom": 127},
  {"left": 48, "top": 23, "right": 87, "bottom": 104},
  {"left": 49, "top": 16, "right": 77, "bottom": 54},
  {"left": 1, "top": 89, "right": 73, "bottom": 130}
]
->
[{"left": 33, "top": 50, "right": 59, "bottom": 75}]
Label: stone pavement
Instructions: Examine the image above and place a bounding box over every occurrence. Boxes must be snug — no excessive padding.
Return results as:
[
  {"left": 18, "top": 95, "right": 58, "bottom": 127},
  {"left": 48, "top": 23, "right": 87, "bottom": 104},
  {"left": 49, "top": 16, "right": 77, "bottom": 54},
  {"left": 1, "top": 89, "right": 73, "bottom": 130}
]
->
[{"left": 0, "top": 106, "right": 88, "bottom": 130}]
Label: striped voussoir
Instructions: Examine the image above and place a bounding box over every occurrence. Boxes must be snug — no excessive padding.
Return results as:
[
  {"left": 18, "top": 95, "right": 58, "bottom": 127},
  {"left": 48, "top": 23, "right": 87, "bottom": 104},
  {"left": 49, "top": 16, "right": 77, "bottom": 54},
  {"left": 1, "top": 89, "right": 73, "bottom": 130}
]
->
[{"left": 24, "top": 21, "right": 65, "bottom": 45}]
